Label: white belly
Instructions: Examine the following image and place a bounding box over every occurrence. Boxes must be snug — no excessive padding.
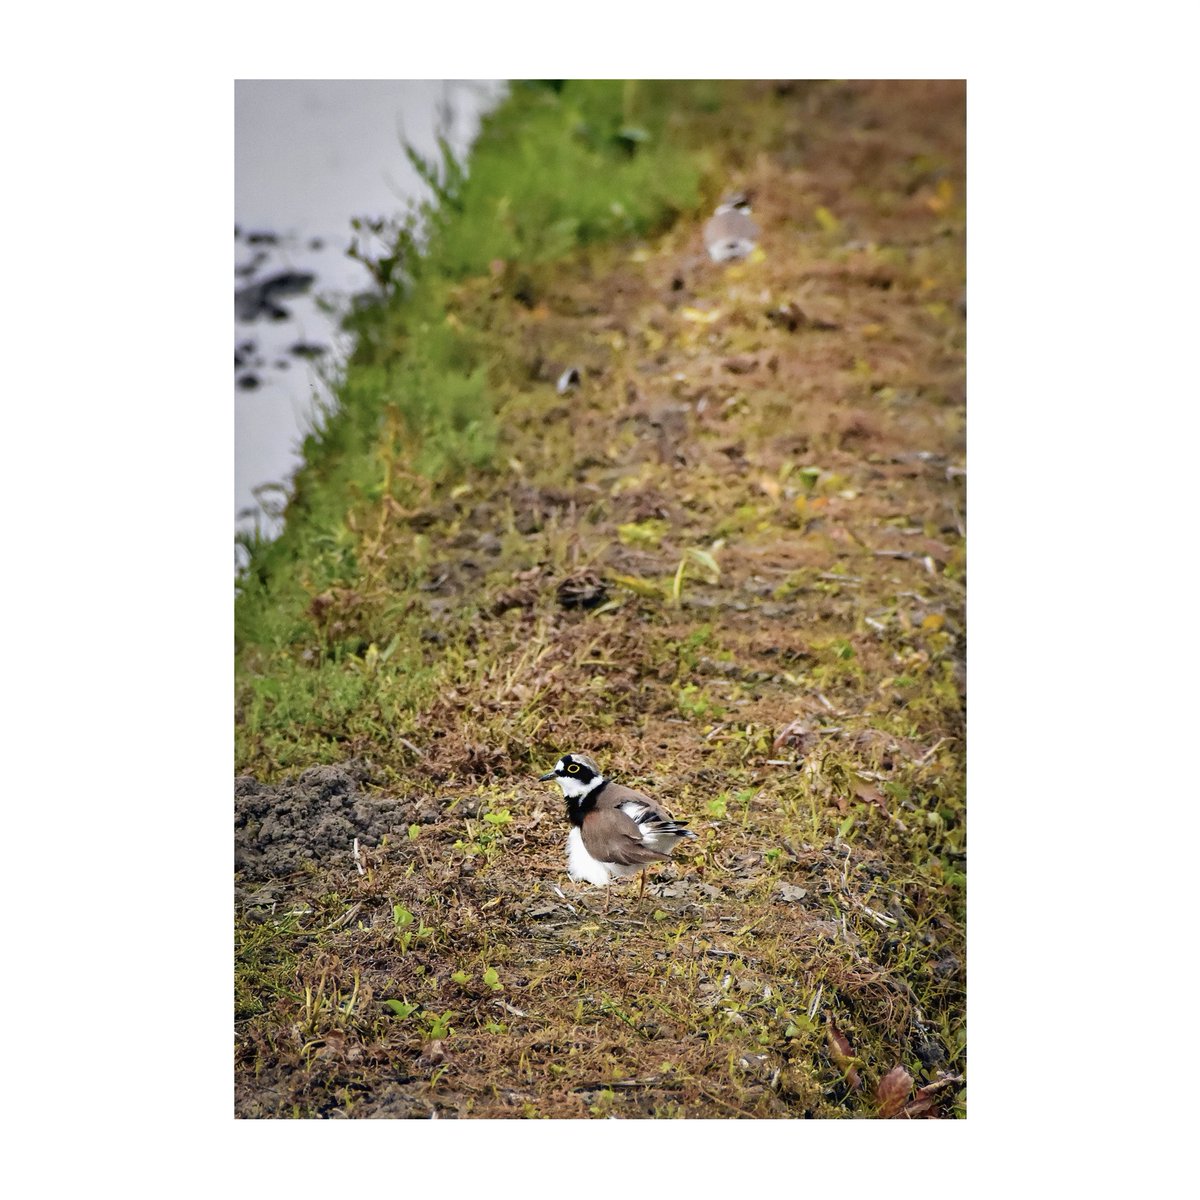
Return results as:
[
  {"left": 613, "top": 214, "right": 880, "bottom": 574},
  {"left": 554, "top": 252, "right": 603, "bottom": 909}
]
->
[{"left": 566, "top": 827, "right": 641, "bottom": 887}]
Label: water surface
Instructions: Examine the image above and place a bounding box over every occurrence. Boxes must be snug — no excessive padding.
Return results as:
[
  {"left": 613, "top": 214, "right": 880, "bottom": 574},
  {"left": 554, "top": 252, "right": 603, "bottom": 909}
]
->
[{"left": 234, "top": 80, "right": 505, "bottom": 561}]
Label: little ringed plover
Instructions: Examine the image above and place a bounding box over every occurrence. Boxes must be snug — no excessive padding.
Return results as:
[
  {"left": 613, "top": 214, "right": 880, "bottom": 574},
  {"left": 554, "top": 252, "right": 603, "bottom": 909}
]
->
[
  {"left": 703, "top": 192, "right": 759, "bottom": 263},
  {"left": 538, "top": 753, "right": 697, "bottom": 899}
]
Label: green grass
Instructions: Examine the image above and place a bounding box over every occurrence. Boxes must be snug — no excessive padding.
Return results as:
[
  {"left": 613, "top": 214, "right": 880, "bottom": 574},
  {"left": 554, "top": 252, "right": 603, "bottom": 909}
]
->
[{"left": 236, "top": 80, "right": 743, "bottom": 654}]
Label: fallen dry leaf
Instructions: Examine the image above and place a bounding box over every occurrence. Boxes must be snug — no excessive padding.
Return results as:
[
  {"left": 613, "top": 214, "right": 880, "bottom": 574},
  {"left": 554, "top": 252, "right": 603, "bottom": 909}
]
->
[
  {"left": 417, "top": 1039, "right": 446, "bottom": 1068},
  {"left": 723, "top": 355, "right": 759, "bottom": 374},
  {"left": 826, "top": 1018, "right": 860, "bottom": 1090},
  {"left": 875, "top": 1064, "right": 914, "bottom": 1117},
  {"left": 853, "top": 777, "right": 889, "bottom": 812},
  {"left": 903, "top": 1072, "right": 964, "bottom": 1118},
  {"left": 773, "top": 718, "right": 821, "bottom": 754}
]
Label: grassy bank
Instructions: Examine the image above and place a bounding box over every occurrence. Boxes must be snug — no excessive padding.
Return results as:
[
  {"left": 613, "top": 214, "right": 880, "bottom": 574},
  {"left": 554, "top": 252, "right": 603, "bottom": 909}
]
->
[{"left": 235, "top": 80, "right": 966, "bottom": 1118}]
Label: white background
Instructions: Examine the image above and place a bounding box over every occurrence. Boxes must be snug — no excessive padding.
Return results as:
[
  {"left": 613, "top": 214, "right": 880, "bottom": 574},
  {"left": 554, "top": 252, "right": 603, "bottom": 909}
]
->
[{"left": 5, "top": 0, "right": 1194, "bottom": 1191}]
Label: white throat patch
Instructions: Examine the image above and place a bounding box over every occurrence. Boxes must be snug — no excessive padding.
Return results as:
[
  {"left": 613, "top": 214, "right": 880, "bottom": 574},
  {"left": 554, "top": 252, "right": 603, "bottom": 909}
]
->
[{"left": 557, "top": 773, "right": 598, "bottom": 800}]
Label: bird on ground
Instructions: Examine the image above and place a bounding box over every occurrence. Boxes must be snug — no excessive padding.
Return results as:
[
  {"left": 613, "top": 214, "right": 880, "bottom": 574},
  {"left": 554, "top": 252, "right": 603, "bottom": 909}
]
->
[
  {"left": 537, "top": 753, "right": 696, "bottom": 905},
  {"left": 703, "top": 192, "right": 759, "bottom": 262}
]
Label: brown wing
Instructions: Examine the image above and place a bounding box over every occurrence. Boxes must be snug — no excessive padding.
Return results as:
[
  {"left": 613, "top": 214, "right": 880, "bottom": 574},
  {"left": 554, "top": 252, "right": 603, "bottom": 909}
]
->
[
  {"left": 704, "top": 210, "right": 759, "bottom": 245},
  {"left": 594, "top": 780, "right": 677, "bottom": 823},
  {"left": 581, "top": 805, "right": 671, "bottom": 866}
]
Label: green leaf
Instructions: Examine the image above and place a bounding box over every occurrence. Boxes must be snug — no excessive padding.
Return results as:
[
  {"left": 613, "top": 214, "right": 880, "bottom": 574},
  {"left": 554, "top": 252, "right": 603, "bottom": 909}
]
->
[
  {"left": 428, "top": 1011, "right": 457, "bottom": 1039},
  {"left": 384, "top": 999, "right": 417, "bottom": 1019},
  {"left": 784, "top": 1014, "right": 816, "bottom": 1037},
  {"left": 589, "top": 598, "right": 625, "bottom": 616},
  {"left": 671, "top": 557, "right": 687, "bottom": 605},
  {"left": 610, "top": 571, "right": 664, "bottom": 600},
  {"left": 393, "top": 904, "right": 414, "bottom": 929},
  {"left": 482, "top": 808, "right": 512, "bottom": 826},
  {"left": 482, "top": 967, "right": 502, "bottom": 991},
  {"left": 685, "top": 547, "right": 720, "bottom": 579},
  {"left": 377, "top": 632, "right": 401, "bottom": 663},
  {"left": 451, "top": 970, "right": 470, "bottom": 986}
]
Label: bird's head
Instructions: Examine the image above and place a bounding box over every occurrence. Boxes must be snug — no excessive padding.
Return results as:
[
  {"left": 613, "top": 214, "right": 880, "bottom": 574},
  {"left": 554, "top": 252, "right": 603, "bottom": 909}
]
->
[{"left": 538, "top": 752, "right": 604, "bottom": 798}]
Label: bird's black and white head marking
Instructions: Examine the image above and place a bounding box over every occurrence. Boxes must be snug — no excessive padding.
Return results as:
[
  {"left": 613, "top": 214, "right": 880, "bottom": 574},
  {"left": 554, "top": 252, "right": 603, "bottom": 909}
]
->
[
  {"left": 538, "top": 752, "right": 606, "bottom": 804},
  {"left": 715, "top": 191, "right": 752, "bottom": 215}
]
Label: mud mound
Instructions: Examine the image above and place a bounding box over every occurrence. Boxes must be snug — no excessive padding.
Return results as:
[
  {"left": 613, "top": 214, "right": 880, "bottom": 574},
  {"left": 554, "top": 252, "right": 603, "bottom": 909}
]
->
[{"left": 235, "top": 760, "right": 414, "bottom": 884}]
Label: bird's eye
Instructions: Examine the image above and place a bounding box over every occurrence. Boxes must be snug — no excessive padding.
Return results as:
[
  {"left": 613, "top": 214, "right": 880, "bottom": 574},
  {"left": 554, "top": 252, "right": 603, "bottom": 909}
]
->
[{"left": 567, "top": 763, "right": 581, "bottom": 774}]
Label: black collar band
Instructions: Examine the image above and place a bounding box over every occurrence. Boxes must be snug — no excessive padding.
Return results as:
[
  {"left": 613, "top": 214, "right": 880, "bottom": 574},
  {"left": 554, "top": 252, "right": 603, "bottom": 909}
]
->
[{"left": 566, "top": 778, "right": 608, "bottom": 826}]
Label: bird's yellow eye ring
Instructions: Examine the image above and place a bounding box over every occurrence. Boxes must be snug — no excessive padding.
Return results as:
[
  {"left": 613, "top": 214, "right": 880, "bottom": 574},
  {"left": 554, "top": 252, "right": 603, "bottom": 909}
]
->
[{"left": 567, "top": 763, "right": 581, "bottom": 774}]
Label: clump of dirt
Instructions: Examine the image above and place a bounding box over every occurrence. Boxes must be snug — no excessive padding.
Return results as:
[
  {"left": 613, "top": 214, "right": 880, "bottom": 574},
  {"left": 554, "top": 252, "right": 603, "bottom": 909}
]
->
[{"left": 235, "top": 760, "right": 414, "bottom": 885}]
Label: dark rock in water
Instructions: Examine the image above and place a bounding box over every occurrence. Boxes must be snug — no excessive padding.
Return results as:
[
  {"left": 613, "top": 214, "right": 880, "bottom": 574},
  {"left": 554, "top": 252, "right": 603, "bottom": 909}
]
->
[
  {"left": 237, "top": 373, "right": 261, "bottom": 390},
  {"left": 245, "top": 230, "right": 279, "bottom": 245},
  {"left": 235, "top": 270, "right": 315, "bottom": 322},
  {"left": 234, "top": 251, "right": 268, "bottom": 278},
  {"left": 274, "top": 359, "right": 290, "bottom": 370},
  {"left": 309, "top": 237, "right": 324, "bottom": 251},
  {"left": 289, "top": 341, "right": 328, "bottom": 359}
]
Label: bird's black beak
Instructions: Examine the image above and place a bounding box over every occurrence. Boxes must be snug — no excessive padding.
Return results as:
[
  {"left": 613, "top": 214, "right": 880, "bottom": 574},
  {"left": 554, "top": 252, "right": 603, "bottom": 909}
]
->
[{"left": 538, "top": 770, "right": 557, "bottom": 782}]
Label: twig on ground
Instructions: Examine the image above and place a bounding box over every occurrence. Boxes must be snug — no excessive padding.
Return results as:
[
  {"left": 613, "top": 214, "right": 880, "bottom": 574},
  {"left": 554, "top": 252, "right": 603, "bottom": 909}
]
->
[
  {"left": 854, "top": 900, "right": 898, "bottom": 928},
  {"left": 494, "top": 999, "right": 530, "bottom": 1018},
  {"left": 324, "top": 902, "right": 363, "bottom": 931},
  {"left": 915, "top": 737, "right": 948, "bottom": 765}
]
